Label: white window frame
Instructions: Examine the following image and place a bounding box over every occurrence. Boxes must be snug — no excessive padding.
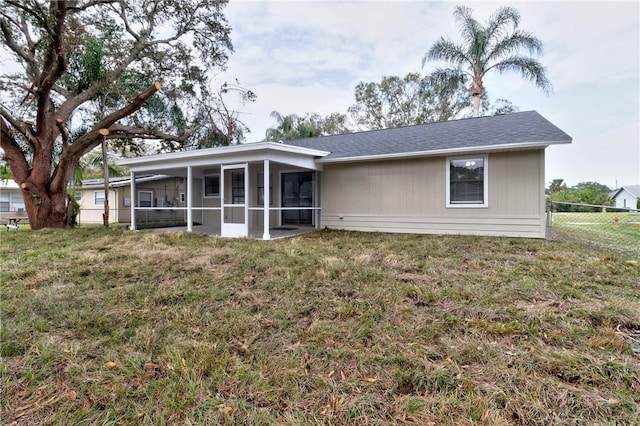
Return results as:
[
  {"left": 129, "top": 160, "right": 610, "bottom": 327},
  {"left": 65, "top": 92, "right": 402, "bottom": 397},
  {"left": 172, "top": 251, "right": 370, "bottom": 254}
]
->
[
  {"left": 446, "top": 154, "right": 488, "bottom": 208},
  {"left": 203, "top": 174, "right": 220, "bottom": 198},
  {"left": 0, "top": 191, "right": 9, "bottom": 212},
  {"left": 138, "top": 190, "right": 153, "bottom": 208},
  {"left": 94, "top": 191, "right": 105, "bottom": 206}
]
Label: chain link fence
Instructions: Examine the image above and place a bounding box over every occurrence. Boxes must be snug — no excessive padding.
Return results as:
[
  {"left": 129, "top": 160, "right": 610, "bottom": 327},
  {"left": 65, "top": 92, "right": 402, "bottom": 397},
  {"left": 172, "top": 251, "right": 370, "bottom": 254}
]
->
[{"left": 547, "top": 201, "right": 640, "bottom": 258}]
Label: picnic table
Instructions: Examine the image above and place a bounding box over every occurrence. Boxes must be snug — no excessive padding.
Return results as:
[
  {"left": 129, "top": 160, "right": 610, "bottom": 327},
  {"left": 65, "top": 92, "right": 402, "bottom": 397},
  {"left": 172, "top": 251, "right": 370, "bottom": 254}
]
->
[{"left": 5, "top": 217, "right": 24, "bottom": 231}]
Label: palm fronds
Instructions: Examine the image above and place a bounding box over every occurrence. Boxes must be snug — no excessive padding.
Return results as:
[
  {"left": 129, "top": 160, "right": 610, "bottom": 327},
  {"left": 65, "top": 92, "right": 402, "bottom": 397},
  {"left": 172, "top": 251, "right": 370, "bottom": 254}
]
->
[{"left": 423, "top": 5, "right": 551, "bottom": 116}]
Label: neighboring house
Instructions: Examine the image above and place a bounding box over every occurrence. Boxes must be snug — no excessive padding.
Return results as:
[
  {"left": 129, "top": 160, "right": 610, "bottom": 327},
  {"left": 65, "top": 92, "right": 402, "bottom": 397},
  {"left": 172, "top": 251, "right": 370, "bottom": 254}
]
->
[
  {"left": 74, "top": 175, "right": 187, "bottom": 224},
  {"left": 0, "top": 179, "right": 27, "bottom": 221},
  {"left": 610, "top": 185, "right": 640, "bottom": 210},
  {"left": 117, "top": 111, "right": 572, "bottom": 239}
]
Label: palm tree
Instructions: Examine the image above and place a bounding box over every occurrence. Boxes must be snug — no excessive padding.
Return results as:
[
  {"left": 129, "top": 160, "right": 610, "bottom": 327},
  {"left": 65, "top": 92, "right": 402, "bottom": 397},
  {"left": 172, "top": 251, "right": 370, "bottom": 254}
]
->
[
  {"left": 422, "top": 6, "right": 552, "bottom": 117},
  {"left": 265, "top": 111, "right": 298, "bottom": 141},
  {"left": 265, "top": 111, "right": 321, "bottom": 141}
]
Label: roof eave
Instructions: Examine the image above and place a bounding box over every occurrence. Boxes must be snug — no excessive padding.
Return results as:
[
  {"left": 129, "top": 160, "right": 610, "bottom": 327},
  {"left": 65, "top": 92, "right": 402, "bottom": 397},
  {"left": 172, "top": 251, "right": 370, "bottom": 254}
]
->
[
  {"left": 612, "top": 187, "right": 640, "bottom": 199},
  {"left": 316, "top": 140, "right": 571, "bottom": 164},
  {"left": 80, "top": 174, "right": 174, "bottom": 188}
]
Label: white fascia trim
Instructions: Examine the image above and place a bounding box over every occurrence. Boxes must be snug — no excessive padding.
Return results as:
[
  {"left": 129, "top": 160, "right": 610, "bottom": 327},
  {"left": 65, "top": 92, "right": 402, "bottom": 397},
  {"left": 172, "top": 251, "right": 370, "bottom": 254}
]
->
[
  {"left": 316, "top": 141, "right": 561, "bottom": 164},
  {"left": 116, "top": 142, "right": 330, "bottom": 166},
  {"left": 611, "top": 187, "right": 640, "bottom": 200},
  {"left": 125, "top": 150, "right": 324, "bottom": 173},
  {"left": 80, "top": 174, "right": 174, "bottom": 188},
  {"left": 0, "top": 179, "right": 20, "bottom": 189}
]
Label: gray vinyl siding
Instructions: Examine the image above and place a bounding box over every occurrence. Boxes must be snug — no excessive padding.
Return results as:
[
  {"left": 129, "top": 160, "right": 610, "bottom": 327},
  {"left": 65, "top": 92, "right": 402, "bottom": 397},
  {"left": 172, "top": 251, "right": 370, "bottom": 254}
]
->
[{"left": 320, "top": 150, "right": 546, "bottom": 238}]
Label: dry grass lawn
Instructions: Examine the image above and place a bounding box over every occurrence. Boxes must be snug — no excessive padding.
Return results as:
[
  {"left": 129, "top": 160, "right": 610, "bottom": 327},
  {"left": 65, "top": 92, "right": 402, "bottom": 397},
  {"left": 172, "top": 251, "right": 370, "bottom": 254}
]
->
[{"left": 1, "top": 227, "right": 639, "bottom": 425}]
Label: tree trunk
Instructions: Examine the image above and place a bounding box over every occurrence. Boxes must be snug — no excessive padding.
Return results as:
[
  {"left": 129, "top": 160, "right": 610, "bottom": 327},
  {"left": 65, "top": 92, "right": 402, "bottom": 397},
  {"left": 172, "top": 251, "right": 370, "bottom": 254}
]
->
[
  {"left": 471, "top": 75, "right": 483, "bottom": 118},
  {"left": 472, "top": 94, "right": 481, "bottom": 117},
  {"left": 100, "top": 131, "right": 110, "bottom": 227},
  {"left": 20, "top": 182, "right": 68, "bottom": 229}
]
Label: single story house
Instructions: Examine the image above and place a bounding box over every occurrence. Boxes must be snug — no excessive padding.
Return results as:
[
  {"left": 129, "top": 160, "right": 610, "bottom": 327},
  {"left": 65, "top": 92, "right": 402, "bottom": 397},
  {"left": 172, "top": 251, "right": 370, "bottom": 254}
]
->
[
  {"left": 117, "top": 111, "right": 572, "bottom": 240},
  {"left": 74, "top": 174, "right": 187, "bottom": 224},
  {"left": 0, "top": 179, "right": 27, "bottom": 222},
  {"left": 609, "top": 185, "right": 640, "bottom": 210}
]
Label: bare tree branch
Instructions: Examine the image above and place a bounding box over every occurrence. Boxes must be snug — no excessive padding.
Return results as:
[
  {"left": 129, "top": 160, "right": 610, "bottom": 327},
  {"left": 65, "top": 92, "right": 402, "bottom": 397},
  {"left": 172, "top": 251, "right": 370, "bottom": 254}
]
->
[
  {"left": 0, "top": 105, "right": 37, "bottom": 148},
  {"left": 0, "top": 117, "right": 30, "bottom": 183},
  {"left": 109, "top": 2, "right": 140, "bottom": 42},
  {"left": 4, "top": 0, "right": 49, "bottom": 32},
  {"left": 35, "top": 1, "right": 69, "bottom": 138},
  {"left": 52, "top": 84, "right": 71, "bottom": 98},
  {"left": 66, "top": 81, "right": 162, "bottom": 157},
  {"left": 56, "top": 117, "right": 69, "bottom": 146},
  {"left": 0, "top": 16, "right": 39, "bottom": 75},
  {"left": 107, "top": 123, "right": 199, "bottom": 142},
  {"left": 56, "top": 3, "right": 161, "bottom": 121},
  {"left": 50, "top": 80, "right": 162, "bottom": 192},
  {"left": 38, "top": 2, "right": 68, "bottom": 90},
  {"left": 68, "top": 0, "right": 118, "bottom": 13}
]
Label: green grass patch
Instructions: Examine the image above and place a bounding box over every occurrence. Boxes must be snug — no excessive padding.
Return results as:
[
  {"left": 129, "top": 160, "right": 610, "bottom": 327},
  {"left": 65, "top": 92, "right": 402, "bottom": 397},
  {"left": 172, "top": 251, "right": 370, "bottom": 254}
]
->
[
  {"left": 1, "top": 227, "right": 639, "bottom": 424},
  {"left": 551, "top": 211, "right": 640, "bottom": 257}
]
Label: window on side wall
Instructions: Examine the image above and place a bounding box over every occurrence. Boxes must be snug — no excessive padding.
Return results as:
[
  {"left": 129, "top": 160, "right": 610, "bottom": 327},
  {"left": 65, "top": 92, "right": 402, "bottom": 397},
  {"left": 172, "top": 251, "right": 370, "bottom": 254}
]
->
[
  {"left": 94, "top": 191, "right": 105, "bottom": 206},
  {"left": 0, "top": 191, "right": 10, "bottom": 212},
  {"left": 138, "top": 190, "right": 153, "bottom": 208},
  {"left": 204, "top": 174, "right": 220, "bottom": 197},
  {"left": 446, "top": 156, "right": 488, "bottom": 208}
]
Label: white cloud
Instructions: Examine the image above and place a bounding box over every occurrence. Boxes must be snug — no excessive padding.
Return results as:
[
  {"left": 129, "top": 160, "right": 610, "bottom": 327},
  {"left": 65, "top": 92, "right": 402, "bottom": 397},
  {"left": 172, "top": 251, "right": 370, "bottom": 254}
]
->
[{"left": 223, "top": 1, "right": 639, "bottom": 186}]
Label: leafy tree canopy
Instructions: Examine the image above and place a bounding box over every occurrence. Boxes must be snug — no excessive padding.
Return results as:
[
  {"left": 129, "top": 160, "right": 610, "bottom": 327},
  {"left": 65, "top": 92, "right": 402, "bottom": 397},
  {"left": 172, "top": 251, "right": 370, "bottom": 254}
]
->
[
  {"left": 347, "top": 72, "right": 518, "bottom": 131},
  {"left": 348, "top": 72, "right": 474, "bottom": 130},
  {"left": 266, "top": 72, "right": 520, "bottom": 141},
  {"left": 547, "top": 178, "right": 568, "bottom": 195},
  {"left": 550, "top": 180, "right": 613, "bottom": 212},
  {"left": 265, "top": 111, "right": 350, "bottom": 142}
]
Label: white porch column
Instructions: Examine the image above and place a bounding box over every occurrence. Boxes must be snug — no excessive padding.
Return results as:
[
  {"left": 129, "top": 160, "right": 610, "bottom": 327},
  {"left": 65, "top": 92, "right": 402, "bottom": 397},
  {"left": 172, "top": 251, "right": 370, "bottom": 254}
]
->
[
  {"left": 220, "top": 164, "right": 225, "bottom": 232},
  {"left": 244, "top": 163, "right": 250, "bottom": 236},
  {"left": 314, "top": 171, "right": 320, "bottom": 229},
  {"left": 130, "top": 171, "right": 136, "bottom": 230},
  {"left": 186, "top": 166, "right": 193, "bottom": 232},
  {"left": 262, "top": 159, "right": 270, "bottom": 240}
]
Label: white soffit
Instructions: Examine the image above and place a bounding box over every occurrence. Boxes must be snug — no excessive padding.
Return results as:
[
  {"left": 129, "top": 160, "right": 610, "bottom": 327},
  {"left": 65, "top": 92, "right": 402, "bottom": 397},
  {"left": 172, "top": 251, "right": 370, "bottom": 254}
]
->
[{"left": 117, "top": 142, "right": 330, "bottom": 172}]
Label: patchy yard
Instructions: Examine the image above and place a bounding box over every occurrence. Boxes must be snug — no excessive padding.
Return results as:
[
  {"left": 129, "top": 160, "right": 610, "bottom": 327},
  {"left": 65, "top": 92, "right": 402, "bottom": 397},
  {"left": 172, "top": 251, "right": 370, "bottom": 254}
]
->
[
  {"left": 550, "top": 211, "right": 640, "bottom": 258},
  {"left": 1, "top": 227, "right": 639, "bottom": 425}
]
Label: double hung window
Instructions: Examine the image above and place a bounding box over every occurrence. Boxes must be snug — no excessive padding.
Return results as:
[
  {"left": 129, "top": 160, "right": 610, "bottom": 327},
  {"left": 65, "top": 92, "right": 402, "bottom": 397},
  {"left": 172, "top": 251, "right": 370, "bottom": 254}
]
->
[
  {"left": 94, "top": 191, "right": 105, "bottom": 206},
  {"left": 446, "top": 156, "right": 488, "bottom": 207}
]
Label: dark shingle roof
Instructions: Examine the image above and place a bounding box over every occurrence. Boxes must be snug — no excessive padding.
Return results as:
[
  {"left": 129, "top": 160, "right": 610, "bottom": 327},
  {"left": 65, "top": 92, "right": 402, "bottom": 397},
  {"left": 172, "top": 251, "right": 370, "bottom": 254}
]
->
[{"left": 284, "top": 110, "right": 571, "bottom": 161}]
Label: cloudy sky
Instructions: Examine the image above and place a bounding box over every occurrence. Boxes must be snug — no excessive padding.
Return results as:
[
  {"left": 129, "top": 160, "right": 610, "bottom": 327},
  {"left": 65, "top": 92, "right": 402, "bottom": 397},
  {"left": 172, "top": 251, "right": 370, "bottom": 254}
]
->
[{"left": 221, "top": 0, "right": 639, "bottom": 189}]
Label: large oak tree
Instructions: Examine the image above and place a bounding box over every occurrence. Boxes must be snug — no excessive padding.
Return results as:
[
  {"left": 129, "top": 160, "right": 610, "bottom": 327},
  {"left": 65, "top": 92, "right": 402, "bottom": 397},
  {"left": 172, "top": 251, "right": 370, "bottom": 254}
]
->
[{"left": 0, "top": 0, "right": 234, "bottom": 229}]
